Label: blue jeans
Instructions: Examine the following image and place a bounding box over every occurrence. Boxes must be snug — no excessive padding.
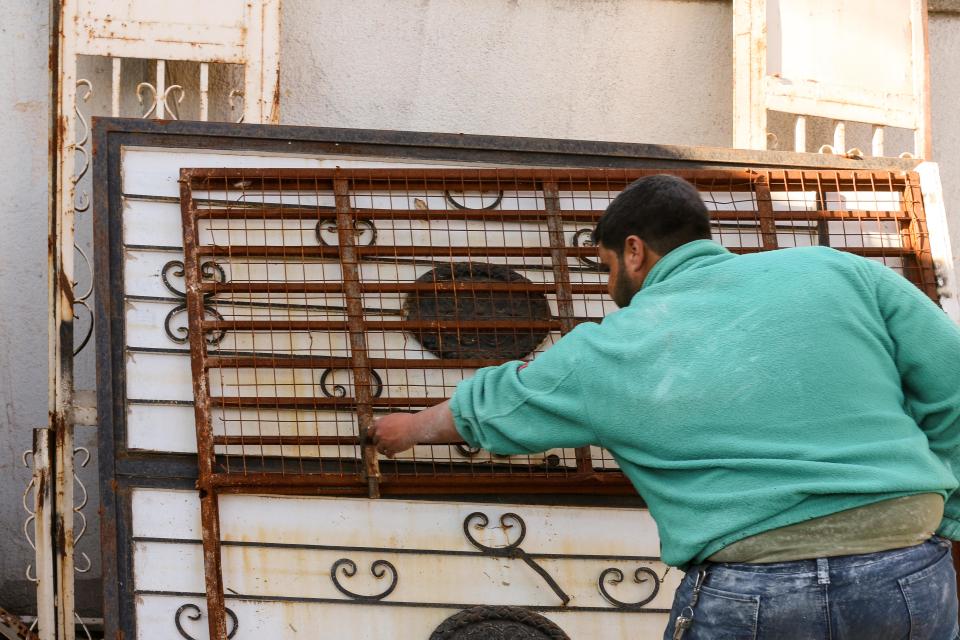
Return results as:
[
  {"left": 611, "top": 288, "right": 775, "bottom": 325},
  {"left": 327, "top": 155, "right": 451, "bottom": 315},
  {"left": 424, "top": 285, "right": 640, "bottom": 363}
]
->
[{"left": 663, "top": 537, "right": 959, "bottom": 640}]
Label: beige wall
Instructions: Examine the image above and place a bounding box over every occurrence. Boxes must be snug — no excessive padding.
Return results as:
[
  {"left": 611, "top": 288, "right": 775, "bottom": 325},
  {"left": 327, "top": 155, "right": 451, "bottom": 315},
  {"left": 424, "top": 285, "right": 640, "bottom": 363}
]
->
[
  {"left": 930, "top": 12, "right": 960, "bottom": 277},
  {"left": 281, "top": 0, "right": 733, "bottom": 146}
]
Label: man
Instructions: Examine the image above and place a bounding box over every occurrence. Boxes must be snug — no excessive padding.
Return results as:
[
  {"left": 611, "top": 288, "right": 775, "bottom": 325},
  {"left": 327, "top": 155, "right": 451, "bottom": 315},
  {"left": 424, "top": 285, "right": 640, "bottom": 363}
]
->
[{"left": 370, "top": 175, "right": 960, "bottom": 639}]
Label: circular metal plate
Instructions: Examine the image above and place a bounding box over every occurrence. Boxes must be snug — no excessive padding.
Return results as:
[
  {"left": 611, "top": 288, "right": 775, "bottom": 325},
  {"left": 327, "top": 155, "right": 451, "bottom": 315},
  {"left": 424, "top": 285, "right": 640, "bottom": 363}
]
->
[
  {"left": 403, "top": 262, "right": 550, "bottom": 360},
  {"left": 429, "top": 606, "right": 571, "bottom": 640}
]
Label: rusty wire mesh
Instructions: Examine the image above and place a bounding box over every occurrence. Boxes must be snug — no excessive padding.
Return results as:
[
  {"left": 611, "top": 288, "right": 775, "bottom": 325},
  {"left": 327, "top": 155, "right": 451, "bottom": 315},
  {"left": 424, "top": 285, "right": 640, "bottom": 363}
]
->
[{"left": 179, "top": 167, "right": 936, "bottom": 497}]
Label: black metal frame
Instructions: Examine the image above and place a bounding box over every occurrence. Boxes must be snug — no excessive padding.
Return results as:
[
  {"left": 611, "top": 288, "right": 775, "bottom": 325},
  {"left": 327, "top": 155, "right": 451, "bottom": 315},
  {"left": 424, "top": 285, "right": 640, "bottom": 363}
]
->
[{"left": 93, "top": 117, "right": 921, "bottom": 640}]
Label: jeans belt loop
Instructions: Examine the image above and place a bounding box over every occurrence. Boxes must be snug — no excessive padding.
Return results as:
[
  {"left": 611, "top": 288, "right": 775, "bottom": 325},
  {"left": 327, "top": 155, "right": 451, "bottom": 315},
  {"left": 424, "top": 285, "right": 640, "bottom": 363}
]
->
[{"left": 816, "top": 557, "right": 831, "bottom": 585}]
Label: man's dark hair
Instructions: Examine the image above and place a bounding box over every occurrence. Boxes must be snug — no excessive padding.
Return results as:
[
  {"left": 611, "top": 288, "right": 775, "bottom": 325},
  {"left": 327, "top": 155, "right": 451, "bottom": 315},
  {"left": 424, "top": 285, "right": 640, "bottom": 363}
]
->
[{"left": 592, "top": 174, "right": 712, "bottom": 256}]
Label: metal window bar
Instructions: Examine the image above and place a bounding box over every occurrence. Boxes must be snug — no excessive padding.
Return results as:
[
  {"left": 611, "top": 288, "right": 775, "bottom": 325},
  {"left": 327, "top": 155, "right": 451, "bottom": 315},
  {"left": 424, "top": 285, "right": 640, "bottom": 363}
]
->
[{"left": 178, "top": 166, "right": 937, "bottom": 640}]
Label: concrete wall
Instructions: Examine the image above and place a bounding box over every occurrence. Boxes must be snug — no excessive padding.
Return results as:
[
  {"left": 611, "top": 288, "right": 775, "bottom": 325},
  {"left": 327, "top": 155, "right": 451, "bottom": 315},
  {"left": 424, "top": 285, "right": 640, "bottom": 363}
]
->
[
  {"left": 1, "top": 0, "right": 959, "bottom": 620},
  {"left": 0, "top": 0, "right": 52, "bottom": 617},
  {"left": 281, "top": 0, "right": 732, "bottom": 146},
  {"left": 930, "top": 11, "right": 960, "bottom": 280}
]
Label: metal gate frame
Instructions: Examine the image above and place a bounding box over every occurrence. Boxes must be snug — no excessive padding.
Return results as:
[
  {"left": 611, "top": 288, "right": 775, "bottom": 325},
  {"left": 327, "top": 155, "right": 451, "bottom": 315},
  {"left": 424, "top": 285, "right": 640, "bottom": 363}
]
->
[{"left": 91, "top": 117, "right": 956, "bottom": 640}]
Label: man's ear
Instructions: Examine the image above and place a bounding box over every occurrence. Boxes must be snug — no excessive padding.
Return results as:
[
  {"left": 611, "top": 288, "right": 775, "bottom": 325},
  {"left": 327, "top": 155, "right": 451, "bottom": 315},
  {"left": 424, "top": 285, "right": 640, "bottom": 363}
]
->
[{"left": 622, "top": 235, "right": 647, "bottom": 275}]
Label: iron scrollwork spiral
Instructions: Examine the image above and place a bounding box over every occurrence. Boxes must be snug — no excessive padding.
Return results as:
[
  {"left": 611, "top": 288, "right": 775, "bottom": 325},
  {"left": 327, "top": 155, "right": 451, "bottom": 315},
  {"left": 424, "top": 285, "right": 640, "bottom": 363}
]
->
[
  {"left": 597, "top": 566, "right": 661, "bottom": 610},
  {"left": 463, "top": 512, "right": 527, "bottom": 552},
  {"left": 463, "top": 512, "right": 570, "bottom": 605},
  {"left": 315, "top": 218, "right": 377, "bottom": 247},
  {"left": 572, "top": 228, "right": 601, "bottom": 267},
  {"left": 444, "top": 190, "right": 504, "bottom": 210},
  {"left": 319, "top": 368, "right": 384, "bottom": 399},
  {"left": 455, "top": 443, "right": 482, "bottom": 458},
  {"left": 73, "top": 79, "right": 92, "bottom": 213},
  {"left": 161, "top": 260, "right": 227, "bottom": 345},
  {"left": 175, "top": 603, "right": 238, "bottom": 639},
  {"left": 330, "top": 558, "right": 399, "bottom": 602}
]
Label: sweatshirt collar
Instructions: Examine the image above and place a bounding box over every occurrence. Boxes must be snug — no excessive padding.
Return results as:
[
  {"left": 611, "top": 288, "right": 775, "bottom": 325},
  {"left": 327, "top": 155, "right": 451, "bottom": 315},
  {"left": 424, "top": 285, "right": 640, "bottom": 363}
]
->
[{"left": 641, "top": 240, "right": 732, "bottom": 291}]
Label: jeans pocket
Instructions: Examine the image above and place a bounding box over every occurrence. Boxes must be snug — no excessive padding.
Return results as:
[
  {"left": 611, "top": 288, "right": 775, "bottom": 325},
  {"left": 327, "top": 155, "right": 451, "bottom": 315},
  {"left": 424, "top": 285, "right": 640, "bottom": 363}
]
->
[
  {"left": 682, "top": 584, "right": 759, "bottom": 640},
  {"left": 899, "top": 547, "right": 960, "bottom": 640}
]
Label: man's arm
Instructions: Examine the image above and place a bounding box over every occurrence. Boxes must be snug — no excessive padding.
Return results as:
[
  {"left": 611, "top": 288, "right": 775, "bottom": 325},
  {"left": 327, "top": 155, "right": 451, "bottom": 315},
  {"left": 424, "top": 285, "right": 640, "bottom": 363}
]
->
[
  {"left": 370, "top": 325, "right": 599, "bottom": 458},
  {"left": 873, "top": 262, "right": 960, "bottom": 537},
  {"left": 369, "top": 400, "right": 458, "bottom": 458}
]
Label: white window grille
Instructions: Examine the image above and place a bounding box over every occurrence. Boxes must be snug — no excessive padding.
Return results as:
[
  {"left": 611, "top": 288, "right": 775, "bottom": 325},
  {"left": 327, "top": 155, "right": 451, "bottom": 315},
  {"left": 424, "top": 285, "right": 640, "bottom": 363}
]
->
[{"left": 734, "top": 0, "right": 930, "bottom": 158}]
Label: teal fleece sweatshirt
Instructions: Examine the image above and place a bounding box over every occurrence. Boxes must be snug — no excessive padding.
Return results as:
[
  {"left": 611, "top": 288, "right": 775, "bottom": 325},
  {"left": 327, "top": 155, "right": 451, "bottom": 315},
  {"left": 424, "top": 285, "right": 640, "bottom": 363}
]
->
[{"left": 449, "top": 240, "right": 960, "bottom": 567}]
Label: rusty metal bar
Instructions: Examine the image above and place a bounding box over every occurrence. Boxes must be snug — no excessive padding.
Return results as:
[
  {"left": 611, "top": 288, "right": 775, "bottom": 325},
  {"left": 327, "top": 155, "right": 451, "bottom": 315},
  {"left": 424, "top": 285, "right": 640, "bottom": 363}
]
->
[
  {"left": 202, "top": 319, "right": 568, "bottom": 331},
  {"left": 544, "top": 180, "right": 592, "bottom": 473},
  {"left": 197, "top": 245, "right": 599, "bottom": 259},
  {"left": 334, "top": 177, "right": 381, "bottom": 498},
  {"left": 201, "top": 281, "right": 610, "bottom": 295},
  {"left": 32, "top": 428, "right": 55, "bottom": 640},
  {"left": 810, "top": 172, "right": 831, "bottom": 248},
  {"left": 210, "top": 396, "right": 442, "bottom": 410},
  {"left": 187, "top": 166, "right": 908, "bottom": 191},
  {"left": 198, "top": 207, "right": 605, "bottom": 222},
  {"left": 197, "top": 206, "right": 909, "bottom": 223},
  {"left": 214, "top": 435, "right": 363, "bottom": 446},
  {"left": 212, "top": 435, "right": 488, "bottom": 449},
  {"left": 0, "top": 604, "right": 40, "bottom": 640},
  {"left": 205, "top": 355, "right": 510, "bottom": 370},
  {"left": 754, "top": 175, "right": 779, "bottom": 250},
  {"left": 188, "top": 166, "right": 763, "bottom": 187},
  {"left": 208, "top": 472, "right": 636, "bottom": 495},
  {"left": 198, "top": 244, "right": 909, "bottom": 260},
  {"left": 180, "top": 172, "right": 229, "bottom": 640},
  {"left": 770, "top": 171, "right": 907, "bottom": 189},
  {"left": 902, "top": 172, "right": 940, "bottom": 301}
]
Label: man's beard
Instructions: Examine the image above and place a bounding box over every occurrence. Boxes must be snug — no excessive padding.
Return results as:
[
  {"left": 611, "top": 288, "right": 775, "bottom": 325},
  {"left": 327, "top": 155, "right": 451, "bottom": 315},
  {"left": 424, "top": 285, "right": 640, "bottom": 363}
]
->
[{"left": 612, "top": 262, "right": 639, "bottom": 309}]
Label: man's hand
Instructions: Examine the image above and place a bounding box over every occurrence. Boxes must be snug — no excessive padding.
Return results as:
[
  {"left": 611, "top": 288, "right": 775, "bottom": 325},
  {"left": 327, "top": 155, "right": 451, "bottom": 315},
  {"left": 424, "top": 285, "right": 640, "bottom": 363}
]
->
[
  {"left": 369, "top": 413, "right": 420, "bottom": 458},
  {"left": 368, "top": 401, "right": 462, "bottom": 458}
]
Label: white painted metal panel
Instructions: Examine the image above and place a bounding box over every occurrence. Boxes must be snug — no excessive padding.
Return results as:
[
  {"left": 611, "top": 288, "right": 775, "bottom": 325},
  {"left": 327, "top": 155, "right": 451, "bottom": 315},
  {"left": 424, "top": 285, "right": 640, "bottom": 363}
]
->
[
  {"left": 131, "top": 489, "right": 676, "bottom": 639},
  {"left": 126, "top": 352, "right": 193, "bottom": 402},
  {"left": 135, "top": 595, "right": 663, "bottom": 640},
  {"left": 120, "top": 148, "right": 466, "bottom": 198},
  {"left": 917, "top": 162, "right": 960, "bottom": 322},
  {"left": 127, "top": 403, "right": 196, "bottom": 453}
]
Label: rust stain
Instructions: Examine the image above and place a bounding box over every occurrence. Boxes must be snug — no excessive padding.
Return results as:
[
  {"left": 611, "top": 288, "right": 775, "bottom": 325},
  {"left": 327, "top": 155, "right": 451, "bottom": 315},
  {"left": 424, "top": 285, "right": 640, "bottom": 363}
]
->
[
  {"left": 0, "top": 604, "right": 40, "bottom": 640},
  {"left": 35, "top": 472, "right": 46, "bottom": 512},
  {"left": 54, "top": 515, "right": 66, "bottom": 556},
  {"left": 58, "top": 268, "right": 75, "bottom": 307},
  {"left": 270, "top": 66, "right": 281, "bottom": 124}
]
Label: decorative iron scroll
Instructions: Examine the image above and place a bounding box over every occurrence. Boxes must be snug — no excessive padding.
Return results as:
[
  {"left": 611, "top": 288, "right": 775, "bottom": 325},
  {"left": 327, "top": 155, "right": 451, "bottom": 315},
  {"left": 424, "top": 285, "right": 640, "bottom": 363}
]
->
[
  {"left": 161, "top": 260, "right": 227, "bottom": 345},
  {"left": 463, "top": 512, "right": 570, "bottom": 606},
  {"left": 444, "top": 190, "right": 505, "bottom": 211},
  {"left": 330, "top": 558, "right": 399, "bottom": 602},
  {"left": 571, "top": 228, "right": 601, "bottom": 268},
  {"left": 316, "top": 218, "right": 377, "bottom": 247},
  {"left": 175, "top": 604, "right": 238, "bottom": 640},
  {"left": 455, "top": 444, "right": 482, "bottom": 458},
  {"left": 319, "top": 368, "right": 384, "bottom": 399},
  {"left": 430, "top": 606, "right": 570, "bottom": 640},
  {"left": 598, "top": 566, "right": 662, "bottom": 610},
  {"left": 72, "top": 79, "right": 92, "bottom": 214}
]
